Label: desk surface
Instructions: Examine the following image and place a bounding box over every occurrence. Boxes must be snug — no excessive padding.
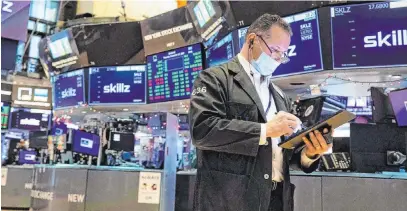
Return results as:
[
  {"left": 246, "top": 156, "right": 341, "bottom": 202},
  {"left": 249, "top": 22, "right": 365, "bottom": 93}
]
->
[
  {"left": 176, "top": 169, "right": 407, "bottom": 179},
  {"left": 4, "top": 165, "right": 406, "bottom": 179},
  {"left": 4, "top": 164, "right": 162, "bottom": 173}
]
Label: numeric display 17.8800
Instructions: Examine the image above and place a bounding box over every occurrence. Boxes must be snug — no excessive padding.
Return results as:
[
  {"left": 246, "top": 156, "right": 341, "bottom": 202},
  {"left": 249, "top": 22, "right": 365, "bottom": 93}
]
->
[{"left": 331, "top": 2, "right": 407, "bottom": 69}]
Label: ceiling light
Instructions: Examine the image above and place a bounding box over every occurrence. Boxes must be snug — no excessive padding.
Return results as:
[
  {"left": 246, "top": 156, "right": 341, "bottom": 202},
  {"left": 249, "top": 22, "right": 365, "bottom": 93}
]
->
[
  {"left": 82, "top": 111, "right": 87, "bottom": 114},
  {"left": 123, "top": 108, "right": 129, "bottom": 111}
]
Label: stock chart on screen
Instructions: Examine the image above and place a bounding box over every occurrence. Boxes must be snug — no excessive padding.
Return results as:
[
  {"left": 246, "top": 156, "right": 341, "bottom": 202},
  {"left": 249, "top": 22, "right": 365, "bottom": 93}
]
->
[{"left": 147, "top": 43, "right": 203, "bottom": 103}]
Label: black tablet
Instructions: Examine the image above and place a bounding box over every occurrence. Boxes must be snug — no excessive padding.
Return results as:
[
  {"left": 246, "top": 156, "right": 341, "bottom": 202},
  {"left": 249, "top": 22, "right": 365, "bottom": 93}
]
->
[{"left": 278, "top": 110, "right": 356, "bottom": 149}]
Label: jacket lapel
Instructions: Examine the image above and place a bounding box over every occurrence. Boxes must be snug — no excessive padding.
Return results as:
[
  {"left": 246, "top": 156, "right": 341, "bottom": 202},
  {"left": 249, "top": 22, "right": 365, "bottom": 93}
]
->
[
  {"left": 228, "top": 58, "right": 267, "bottom": 122},
  {"left": 269, "top": 83, "right": 288, "bottom": 112}
]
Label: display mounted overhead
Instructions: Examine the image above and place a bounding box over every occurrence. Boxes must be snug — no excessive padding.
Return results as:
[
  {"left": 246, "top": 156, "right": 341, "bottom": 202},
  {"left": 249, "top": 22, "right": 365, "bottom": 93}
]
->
[
  {"left": 141, "top": 7, "right": 201, "bottom": 56},
  {"left": 89, "top": 65, "right": 146, "bottom": 105},
  {"left": 8, "top": 108, "right": 51, "bottom": 131},
  {"left": 147, "top": 43, "right": 203, "bottom": 103},
  {"left": 235, "top": 10, "right": 323, "bottom": 77},
  {"left": 12, "top": 85, "right": 52, "bottom": 109},
  {"left": 187, "top": 0, "right": 237, "bottom": 47},
  {"left": 38, "top": 29, "right": 84, "bottom": 74},
  {"left": 331, "top": 2, "right": 407, "bottom": 69},
  {"left": 237, "top": 26, "right": 248, "bottom": 51},
  {"left": 52, "top": 69, "right": 85, "bottom": 109},
  {"left": 274, "top": 9, "right": 323, "bottom": 77},
  {"left": 1, "top": 0, "right": 31, "bottom": 42},
  {"left": 205, "top": 32, "right": 235, "bottom": 68}
]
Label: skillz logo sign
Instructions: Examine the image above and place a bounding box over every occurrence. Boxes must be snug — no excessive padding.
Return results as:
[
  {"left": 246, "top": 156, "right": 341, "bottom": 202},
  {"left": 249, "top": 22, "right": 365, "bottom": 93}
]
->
[
  {"left": 61, "top": 88, "right": 76, "bottom": 99},
  {"left": 1, "top": 1, "right": 13, "bottom": 13},
  {"left": 103, "top": 83, "right": 130, "bottom": 94},
  {"left": 364, "top": 30, "right": 407, "bottom": 48}
]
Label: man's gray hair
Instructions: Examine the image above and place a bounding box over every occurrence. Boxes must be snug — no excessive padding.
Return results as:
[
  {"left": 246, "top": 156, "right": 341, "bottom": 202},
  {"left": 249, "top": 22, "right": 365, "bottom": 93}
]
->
[{"left": 246, "top": 14, "right": 293, "bottom": 39}]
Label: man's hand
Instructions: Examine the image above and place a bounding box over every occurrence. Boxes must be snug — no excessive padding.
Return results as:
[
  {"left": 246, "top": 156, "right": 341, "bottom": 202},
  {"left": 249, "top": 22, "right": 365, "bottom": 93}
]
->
[
  {"left": 302, "top": 128, "right": 333, "bottom": 158},
  {"left": 266, "top": 111, "right": 300, "bottom": 138}
]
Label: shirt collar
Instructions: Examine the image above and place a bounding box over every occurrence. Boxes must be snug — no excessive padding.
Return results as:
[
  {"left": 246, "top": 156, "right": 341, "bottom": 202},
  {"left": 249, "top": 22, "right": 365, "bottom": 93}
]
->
[{"left": 237, "top": 53, "right": 257, "bottom": 78}]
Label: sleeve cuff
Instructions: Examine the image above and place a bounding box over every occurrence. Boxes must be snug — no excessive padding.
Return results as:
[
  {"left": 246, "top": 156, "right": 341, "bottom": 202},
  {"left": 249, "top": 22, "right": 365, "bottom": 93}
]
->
[
  {"left": 259, "top": 124, "right": 267, "bottom": 145},
  {"left": 301, "top": 148, "right": 320, "bottom": 167}
]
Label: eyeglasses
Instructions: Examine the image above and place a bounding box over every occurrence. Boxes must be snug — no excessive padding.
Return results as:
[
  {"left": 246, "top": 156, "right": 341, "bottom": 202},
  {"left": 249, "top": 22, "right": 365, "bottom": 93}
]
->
[{"left": 257, "top": 35, "right": 290, "bottom": 64}]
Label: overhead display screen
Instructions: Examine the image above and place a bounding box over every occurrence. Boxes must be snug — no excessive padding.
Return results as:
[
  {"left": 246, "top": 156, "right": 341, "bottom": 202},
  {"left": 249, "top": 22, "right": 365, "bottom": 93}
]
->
[
  {"left": 206, "top": 33, "right": 235, "bottom": 68},
  {"left": 89, "top": 65, "right": 146, "bottom": 105},
  {"left": 9, "top": 108, "right": 51, "bottom": 131},
  {"left": 12, "top": 85, "right": 52, "bottom": 109},
  {"left": 273, "top": 10, "right": 323, "bottom": 76},
  {"left": 140, "top": 7, "right": 200, "bottom": 56},
  {"left": 52, "top": 69, "right": 85, "bottom": 109},
  {"left": 237, "top": 26, "right": 248, "bottom": 51},
  {"left": 331, "top": 2, "right": 407, "bottom": 69},
  {"left": 187, "top": 0, "right": 237, "bottom": 47},
  {"left": 147, "top": 43, "right": 203, "bottom": 103},
  {"left": 235, "top": 10, "right": 323, "bottom": 77}
]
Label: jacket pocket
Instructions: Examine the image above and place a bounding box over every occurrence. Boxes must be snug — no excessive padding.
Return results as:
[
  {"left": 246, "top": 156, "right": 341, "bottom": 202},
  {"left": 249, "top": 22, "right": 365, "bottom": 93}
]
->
[
  {"left": 226, "top": 102, "right": 258, "bottom": 122},
  {"left": 197, "top": 170, "right": 250, "bottom": 211}
]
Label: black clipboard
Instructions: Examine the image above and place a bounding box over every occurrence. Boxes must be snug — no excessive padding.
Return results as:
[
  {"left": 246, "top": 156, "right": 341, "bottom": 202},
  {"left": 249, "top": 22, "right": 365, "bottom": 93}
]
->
[{"left": 278, "top": 110, "right": 356, "bottom": 149}]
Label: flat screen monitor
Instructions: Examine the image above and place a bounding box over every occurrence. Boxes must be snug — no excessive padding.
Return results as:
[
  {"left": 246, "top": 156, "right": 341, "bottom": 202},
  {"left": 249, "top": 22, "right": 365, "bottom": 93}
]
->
[
  {"left": 187, "top": 0, "right": 237, "bottom": 47},
  {"left": 205, "top": 33, "right": 235, "bottom": 68},
  {"left": 41, "top": 29, "right": 83, "bottom": 73},
  {"left": 18, "top": 150, "right": 39, "bottom": 165},
  {"left": 147, "top": 43, "right": 203, "bottom": 103},
  {"left": 1, "top": 102, "right": 11, "bottom": 129},
  {"left": 273, "top": 9, "right": 323, "bottom": 76},
  {"left": 371, "top": 87, "right": 395, "bottom": 123},
  {"left": 110, "top": 132, "right": 135, "bottom": 151},
  {"left": 325, "top": 95, "right": 348, "bottom": 109},
  {"left": 89, "top": 65, "right": 146, "bottom": 105},
  {"left": 9, "top": 108, "right": 51, "bottom": 131},
  {"left": 389, "top": 88, "right": 407, "bottom": 127},
  {"left": 237, "top": 26, "right": 248, "bottom": 51},
  {"left": 52, "top": 69, "right": 85, "bottom": 109},
  {"left": 346, "top": 96, "right": 372, "bottom": 117},
  {"left": 234, "top": 10, "right": 324, "bottom": 77},
  {"left": 72, "top": 130, "right": 100, "bottom": 156},
  {"left": 331, "top": 2, "right": 407, "bottom": 69},
  {"left": 29, "top": 131, "right": 49, "bottom": 149},
  {"left": 51, "top": 122, "right": 68, "bottom": 135}
]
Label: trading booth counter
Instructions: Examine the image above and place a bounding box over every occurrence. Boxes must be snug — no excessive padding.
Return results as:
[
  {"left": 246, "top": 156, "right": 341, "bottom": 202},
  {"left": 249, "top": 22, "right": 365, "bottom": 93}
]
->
[
  {"left": 28, "top": 165, "right": 163, "bottom": 211},
  {"left": 175, "top": 170, "right": 407, "bottom": 211},
  {"left": 1, "top": 165, "right": 34, "bottom": 209},
  {"left": 85, "top": 166, "right": 162, "bottom": 211}
]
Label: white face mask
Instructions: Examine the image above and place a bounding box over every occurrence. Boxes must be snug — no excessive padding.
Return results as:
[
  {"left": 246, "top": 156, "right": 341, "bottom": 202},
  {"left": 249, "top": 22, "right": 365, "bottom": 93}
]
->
[{"left": 250, "top": 52, "right": 281, "bottom": 76}]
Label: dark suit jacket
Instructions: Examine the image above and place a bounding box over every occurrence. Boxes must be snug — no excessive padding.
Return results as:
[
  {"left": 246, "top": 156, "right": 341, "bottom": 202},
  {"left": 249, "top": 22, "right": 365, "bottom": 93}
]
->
[{"left": 189, "top": 57, "right": 319, "bottom": 211}]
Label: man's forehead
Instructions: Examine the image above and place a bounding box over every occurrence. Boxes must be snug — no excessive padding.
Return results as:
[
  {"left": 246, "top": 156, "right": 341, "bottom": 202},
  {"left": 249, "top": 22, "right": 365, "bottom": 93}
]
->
[{"left": 263, "top": 25, "right": 291, "bottom": 50}]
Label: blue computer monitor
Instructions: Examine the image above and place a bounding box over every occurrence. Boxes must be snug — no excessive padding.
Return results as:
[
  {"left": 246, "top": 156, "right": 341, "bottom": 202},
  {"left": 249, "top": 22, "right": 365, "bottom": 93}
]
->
[
  {"left": 88, "top": 65, "right": 147, "bottom": 105},
  {"left": 72, "top": 130, "right": 100, "bottom": 156},
  {"left": 205, "top": 33, "right": 235, "bottom": 68},
  {"left": 52, "top": 69, "right": 85, "bottom": 109},
  {"left": 331, "top": 2, "right": 407, "bottom": 69}
]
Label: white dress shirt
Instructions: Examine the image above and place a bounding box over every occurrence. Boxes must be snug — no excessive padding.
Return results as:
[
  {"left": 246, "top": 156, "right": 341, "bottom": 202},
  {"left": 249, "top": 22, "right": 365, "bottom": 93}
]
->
[{"left": 237, "top": 53, "right": 318, "bottom": 182}]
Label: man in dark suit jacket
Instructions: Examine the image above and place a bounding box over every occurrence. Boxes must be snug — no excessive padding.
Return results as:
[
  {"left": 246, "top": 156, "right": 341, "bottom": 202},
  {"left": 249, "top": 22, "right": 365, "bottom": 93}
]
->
[{"left": 189, "top": 14, "right": 332, "bottom": 211}]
